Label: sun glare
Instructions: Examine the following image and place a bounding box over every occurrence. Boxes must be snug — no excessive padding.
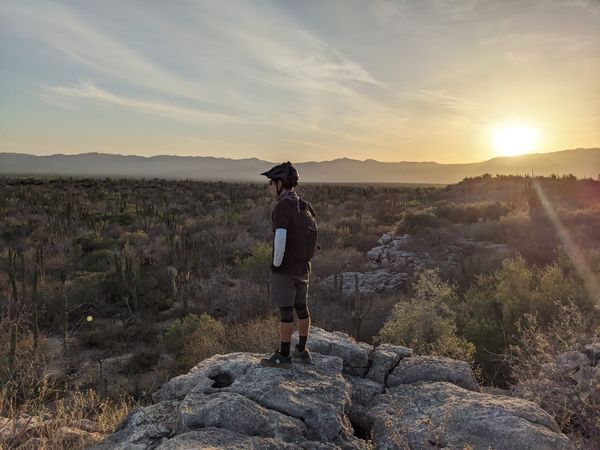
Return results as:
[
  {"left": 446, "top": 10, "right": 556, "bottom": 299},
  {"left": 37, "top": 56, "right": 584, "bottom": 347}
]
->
[{"left": 492, "top": 124, "right": 539, "bottom": 157}]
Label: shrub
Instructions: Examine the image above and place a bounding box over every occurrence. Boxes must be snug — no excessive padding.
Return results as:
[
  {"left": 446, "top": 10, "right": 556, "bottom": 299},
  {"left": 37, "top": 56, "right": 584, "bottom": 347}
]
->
[
  {"left": 118, "top": 230, "right": 149, "bottom": 247},
  {"left": 507, "top": 301, "right": 600, "bottom": 446},
  {"left": 162, "top": 313, "right": 226, "bottom": 371},
  {"left": 233, "top": 241, "right": 271, "bottom": 283},
  {"left": 434, "top": 201, "right": 511, "bottom": 224},
  {"left": 224, "top": 314, "right": 280, "bottom": 353},
  {"left": 376, "top": 268, "right": 475, "bottom": 365},
  {"left": 458, "top": 247, "right": 599, "bottom": 386},
  {"left": 82, "top": 249, "right": 114, "bottom": 272},
  {"left": 394, "top": 208, "right": 441, "bottom": 234},
  {"left": 311, "top": 247, "right": 366, "bottom": 279},
  {"left": 76, "top": 234, "right": 112, "bottom": 253}
]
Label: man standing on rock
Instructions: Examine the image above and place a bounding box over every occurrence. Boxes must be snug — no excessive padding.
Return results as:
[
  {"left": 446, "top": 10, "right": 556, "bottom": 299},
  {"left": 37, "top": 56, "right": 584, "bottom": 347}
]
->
[{"left": 260, "top": 161, "right": 318, "bottom": 369}]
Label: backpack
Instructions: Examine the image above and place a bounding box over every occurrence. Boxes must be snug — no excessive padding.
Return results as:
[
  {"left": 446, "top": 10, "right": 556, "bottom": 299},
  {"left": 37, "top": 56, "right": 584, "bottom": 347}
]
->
[{"left": 293, "top": 198, "right": 319, "bottom": 261}]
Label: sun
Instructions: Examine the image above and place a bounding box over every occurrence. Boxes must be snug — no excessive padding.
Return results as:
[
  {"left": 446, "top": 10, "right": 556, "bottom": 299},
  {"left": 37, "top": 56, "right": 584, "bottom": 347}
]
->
[{"left": 491, "top": 124, "right": 539, "bottom": 157}]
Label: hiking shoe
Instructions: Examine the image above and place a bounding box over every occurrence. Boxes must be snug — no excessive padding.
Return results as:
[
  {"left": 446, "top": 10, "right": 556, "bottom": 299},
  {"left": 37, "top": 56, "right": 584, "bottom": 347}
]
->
[
  {"left": 292, "top": 344, "right": 312, "bottom": 364},
  {"left": 260, "top": 349, "right": 292, "bottom": 369}
]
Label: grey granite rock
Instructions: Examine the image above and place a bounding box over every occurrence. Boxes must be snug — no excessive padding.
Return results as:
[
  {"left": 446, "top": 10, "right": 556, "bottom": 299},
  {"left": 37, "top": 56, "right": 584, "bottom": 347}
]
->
[
  {"left": 177, "top": 390, "right": 307, "bottom": 441},
  {"left": 387, "top": 355, "right": 480, "bottom": 392},
  {"left": 154, "top": 428, "right": 297, "bottom": 450},
  {"left": 90, "top": 400, "right": 179, "bottom": 450},
  {"left": 92, "top": 327, "right": 569, "bottom": 450},
  {"left": 365, "top": 343, "right": 412, "bottom": 385},
  {"left": 345, "top": 376, "right": 384, "bottom": 432},
  {"left": 368, "top": 381, "right": 570, "bottom": 450},
  {"left": 291, "top": 328, "right": 372, "bottom": 377}
]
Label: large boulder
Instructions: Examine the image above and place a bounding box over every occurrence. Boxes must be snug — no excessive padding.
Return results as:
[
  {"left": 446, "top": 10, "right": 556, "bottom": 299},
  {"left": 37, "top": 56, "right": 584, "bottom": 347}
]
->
[
  {"left": 92, "top": 327, "right": 569, "bottom": 450},
  {"left": 368, "top": 381, "right": 570, "bottom": 450},
  {"left": 387, "top": 355, "right": 480, "bottom": 392},
  {"left": 291, "top": 328, "right": 371, "bottom": 377}
]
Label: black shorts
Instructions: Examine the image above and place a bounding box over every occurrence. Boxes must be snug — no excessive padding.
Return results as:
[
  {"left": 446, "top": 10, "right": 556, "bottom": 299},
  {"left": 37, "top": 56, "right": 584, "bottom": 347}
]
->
[{"left": 270, "top": 272, "right": 309, "bottom": 308}]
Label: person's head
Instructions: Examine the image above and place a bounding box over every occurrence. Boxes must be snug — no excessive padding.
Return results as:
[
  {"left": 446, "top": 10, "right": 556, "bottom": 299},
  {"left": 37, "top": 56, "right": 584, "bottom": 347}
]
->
[{"left": 261, "top": 161, "right": 299, "bottom": 197}]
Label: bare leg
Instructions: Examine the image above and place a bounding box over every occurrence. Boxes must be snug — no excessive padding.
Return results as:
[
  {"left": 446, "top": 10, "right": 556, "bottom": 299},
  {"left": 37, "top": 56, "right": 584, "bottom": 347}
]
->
[
  {"left": 280, "top": 321, "right": 295, "bottom": 343},
  {"left": 297, "top": 317, "right": 310, "bottom": 337}
]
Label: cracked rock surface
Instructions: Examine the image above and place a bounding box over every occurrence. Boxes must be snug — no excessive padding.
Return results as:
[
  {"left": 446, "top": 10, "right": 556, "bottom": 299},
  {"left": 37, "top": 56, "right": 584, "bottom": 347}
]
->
[{"left": 90, "top": 327, "right": 570, "bottom": 450}]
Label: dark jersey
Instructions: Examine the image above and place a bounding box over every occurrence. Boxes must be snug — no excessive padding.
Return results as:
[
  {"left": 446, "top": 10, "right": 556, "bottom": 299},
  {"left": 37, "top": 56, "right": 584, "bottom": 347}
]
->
[{"left": 271, "top": 197, "right": 312, "bottom": 276}]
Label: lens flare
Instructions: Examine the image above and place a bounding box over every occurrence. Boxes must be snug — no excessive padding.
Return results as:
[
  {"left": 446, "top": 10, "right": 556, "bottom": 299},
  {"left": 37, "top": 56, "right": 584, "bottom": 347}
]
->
[{"left": 531, "top": 179, "right": 600, "bottom": 305}]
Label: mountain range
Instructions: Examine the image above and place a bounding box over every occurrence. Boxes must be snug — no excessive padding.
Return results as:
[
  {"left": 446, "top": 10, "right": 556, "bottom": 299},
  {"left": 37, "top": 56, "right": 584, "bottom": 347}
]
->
[{"left": 0, "top": 148, "right": 598, "bottom": 184}]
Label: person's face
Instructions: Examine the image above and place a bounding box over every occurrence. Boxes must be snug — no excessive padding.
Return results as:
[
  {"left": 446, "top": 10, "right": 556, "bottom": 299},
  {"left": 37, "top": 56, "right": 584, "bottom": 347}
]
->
[{"left": 268, "top": 179, "right": 281, "bottom": 197}]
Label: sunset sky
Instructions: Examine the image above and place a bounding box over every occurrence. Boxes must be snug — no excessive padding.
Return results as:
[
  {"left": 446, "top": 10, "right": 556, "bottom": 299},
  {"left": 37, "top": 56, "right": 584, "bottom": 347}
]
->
[{"left": 1, "top": 0, "right": 599, "bottom": 163}]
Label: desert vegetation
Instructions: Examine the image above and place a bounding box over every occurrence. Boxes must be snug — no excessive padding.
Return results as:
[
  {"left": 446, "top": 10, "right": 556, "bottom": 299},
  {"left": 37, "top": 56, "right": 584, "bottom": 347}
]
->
[{"left": 1, "top": 173, "right": 599, "bottom": 448}]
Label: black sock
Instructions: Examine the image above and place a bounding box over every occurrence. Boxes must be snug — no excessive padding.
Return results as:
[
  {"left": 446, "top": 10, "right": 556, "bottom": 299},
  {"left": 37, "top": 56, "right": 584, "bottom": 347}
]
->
[
  {"left": 280, "top": 341, "right": 291, "bottom": 357},
  {"left": 298, "top": 335, "right": 307, "bottom": 353}
]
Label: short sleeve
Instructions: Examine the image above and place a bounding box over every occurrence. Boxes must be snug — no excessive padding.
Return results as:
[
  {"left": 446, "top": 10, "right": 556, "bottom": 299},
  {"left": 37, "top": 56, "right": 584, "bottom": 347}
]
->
[{"left": 272, "top": 201, "right": 290, "bottom": 230}]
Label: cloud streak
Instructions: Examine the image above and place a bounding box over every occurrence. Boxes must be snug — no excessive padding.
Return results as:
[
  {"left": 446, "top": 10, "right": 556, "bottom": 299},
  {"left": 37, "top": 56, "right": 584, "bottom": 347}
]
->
[{"left": 42, "top": 81, "right": 243, "bottom": 123}]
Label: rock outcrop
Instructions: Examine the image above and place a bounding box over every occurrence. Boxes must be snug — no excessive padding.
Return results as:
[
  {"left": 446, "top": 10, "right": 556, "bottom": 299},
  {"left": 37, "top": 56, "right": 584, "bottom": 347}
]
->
[
  {"left": 322, "top": 232, "right": 513, "bottom": 296},
  {"left": 91, "top": 327, "right": 570, "bottom": 449},
  {"left": 322, "top": 233, "right": 418, "bottom": 295}
]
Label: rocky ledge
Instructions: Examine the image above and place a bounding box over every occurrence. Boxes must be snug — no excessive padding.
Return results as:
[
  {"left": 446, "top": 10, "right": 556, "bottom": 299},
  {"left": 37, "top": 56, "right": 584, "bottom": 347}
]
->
[{"left": 91, "top": 327, "right": 569, "bottom": 450}]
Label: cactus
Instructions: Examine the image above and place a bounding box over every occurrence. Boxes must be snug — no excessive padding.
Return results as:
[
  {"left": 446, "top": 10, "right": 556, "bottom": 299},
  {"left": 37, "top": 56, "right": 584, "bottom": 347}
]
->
[
  {"left": 32, "top": 261, "right": 39, "bottom": 349},
  {"left": 20, "top": 251, "right": 27, "bottom": 307},
  {"left": 7, "top": 249, "right": 19, "bottom": 320},
  {"left": 114, "top": 252, "right": 139, "bottom": 313},
  {"left": 63, "top": 294, "right": 69, "bottom": 355},
  {"left": 169, "top": 235, "right": 199, "bottom": 312},
  {"left": 162, "top": 210, "right": 177, "bottom": 232},
  {"left": 352, "top": 273, "right": 360, "bottom": 317},
  {"left": 36, "top": 245, "right": 45, "bottom": 283},
  {"left": 351, "top": 273, "right": 363, "bottom": 340},
  {"left": 119, "top": 193, "right": 127, "bottom": 213},
  {"left": 8, "top": 322, "right": 17, "bottom": 374}
]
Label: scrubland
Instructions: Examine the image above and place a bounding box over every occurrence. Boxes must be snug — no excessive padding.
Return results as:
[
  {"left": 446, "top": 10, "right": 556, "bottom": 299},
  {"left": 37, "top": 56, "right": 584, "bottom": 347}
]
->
[{"left": 1, "top": 173, "right": 599, "bottom": 448}]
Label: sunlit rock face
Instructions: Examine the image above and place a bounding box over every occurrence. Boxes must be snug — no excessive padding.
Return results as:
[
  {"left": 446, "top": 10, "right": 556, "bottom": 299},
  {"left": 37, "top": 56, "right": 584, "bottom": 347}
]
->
[{"left": 90, "top": 327, "right": 570, "bottom": 450}]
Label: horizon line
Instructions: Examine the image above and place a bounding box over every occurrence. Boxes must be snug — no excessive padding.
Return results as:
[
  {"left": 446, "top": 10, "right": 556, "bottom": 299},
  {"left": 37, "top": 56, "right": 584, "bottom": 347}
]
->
[{"left": 0, "top": 147, "right": 597, "bottom": 166}]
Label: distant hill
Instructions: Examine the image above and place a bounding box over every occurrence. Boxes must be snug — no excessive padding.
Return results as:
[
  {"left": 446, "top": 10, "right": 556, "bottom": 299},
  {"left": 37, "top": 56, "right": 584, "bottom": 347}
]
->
[{"left": 0, "top": 148, "right": 598, "bottom": 184}]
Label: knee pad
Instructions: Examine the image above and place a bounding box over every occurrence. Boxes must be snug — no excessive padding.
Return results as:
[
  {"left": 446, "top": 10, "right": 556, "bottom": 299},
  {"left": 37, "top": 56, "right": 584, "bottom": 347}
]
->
[
  {"left": 294, "top": 303, "right": 310, "bottom": 320},
  {"left": 279, "top": 306, "right": 294, "bottom": 323}
]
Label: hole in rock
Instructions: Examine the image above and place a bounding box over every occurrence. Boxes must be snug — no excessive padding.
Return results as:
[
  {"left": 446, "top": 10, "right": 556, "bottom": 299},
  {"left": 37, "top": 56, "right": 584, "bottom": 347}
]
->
[
  {"left": 350, "top": 419, "right": 372, "bottom": 441},
  {"left": 209, "top": 371, "right": 234, "bottom": 388}
]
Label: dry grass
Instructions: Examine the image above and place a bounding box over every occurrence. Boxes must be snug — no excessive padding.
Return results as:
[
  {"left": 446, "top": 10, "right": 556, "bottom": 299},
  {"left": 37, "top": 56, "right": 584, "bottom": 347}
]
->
[
  {"left": 0, "top": 382, "right": 132, "bottom": 449},
  {"left": 508, "top": 300, "right": 600, "bottom": 448},
  {"left": 0, "top": 322, "right": 132, "bottom": 450}
]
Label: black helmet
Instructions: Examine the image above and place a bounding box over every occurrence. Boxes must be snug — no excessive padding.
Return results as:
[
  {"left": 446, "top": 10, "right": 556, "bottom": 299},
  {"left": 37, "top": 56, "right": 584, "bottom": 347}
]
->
[{"left": 260, "top": 161, "right": 299, "bottom": 187}]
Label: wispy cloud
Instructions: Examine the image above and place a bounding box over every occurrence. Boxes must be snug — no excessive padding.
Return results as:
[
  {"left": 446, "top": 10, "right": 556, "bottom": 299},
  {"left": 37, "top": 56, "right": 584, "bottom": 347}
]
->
[
  {"left": 42, "top": 80, "right": 242, "bottom": 123},
  {"left": 479, "top": 32, "right": 593, "bottom": 55},
  {"left": 399, "top": 89, "right": 479, "bottom": 118}
]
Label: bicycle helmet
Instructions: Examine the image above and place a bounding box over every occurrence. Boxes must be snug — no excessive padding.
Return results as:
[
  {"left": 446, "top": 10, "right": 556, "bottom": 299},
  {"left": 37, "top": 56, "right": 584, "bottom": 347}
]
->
[{"left": 260, "top": 161, "right": 299, "bottom": 187}]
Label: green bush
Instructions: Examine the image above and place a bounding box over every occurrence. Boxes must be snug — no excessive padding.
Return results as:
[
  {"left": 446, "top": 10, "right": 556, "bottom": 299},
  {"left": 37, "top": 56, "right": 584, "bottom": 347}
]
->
[
  {"left": 119, "top": 230, "right": 149, "bottom": 247},
  {"left": 458, "top": 247, "right": 599, "bottom": 385},
  {"left": 233, "top": 242, "right": 271, "bottom": 283},
  {"left": 162, "top": 313, "right": 225, "bottom": 371},
  {"left": 376, "top": 268, "right": 475, "bottom": 365},
  {"left": 434, "top": 201, "right": 511, "bottom": 224},
  {"left": 395, "top": 208, "right": 441, "bottom": 234}
]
